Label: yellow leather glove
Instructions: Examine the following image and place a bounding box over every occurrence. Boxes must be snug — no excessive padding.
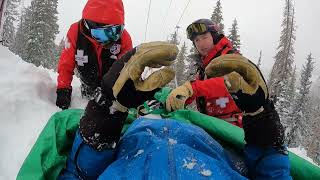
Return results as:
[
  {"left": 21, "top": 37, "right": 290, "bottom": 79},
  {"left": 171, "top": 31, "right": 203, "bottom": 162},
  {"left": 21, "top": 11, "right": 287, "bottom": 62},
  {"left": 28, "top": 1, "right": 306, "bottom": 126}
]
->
[
  {"left": 205, "top": 54, "right": 268, "bottom": 115},
  {"left": 166, "top": 81, "right": 193, "bottom": 112},
  {"left": 113, "top": 41, "right": 179, "bottom": 97}
]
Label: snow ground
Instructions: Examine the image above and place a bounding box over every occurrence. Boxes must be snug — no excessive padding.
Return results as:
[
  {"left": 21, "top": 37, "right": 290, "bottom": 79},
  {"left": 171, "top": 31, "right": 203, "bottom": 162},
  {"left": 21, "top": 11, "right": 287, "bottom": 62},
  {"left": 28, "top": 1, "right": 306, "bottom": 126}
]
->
[
  {"left": 0, "top": 45, "right": 317, "bottom": 179},
  {"left": 0, "top": 46, "right": 87, "bottom": 179}
]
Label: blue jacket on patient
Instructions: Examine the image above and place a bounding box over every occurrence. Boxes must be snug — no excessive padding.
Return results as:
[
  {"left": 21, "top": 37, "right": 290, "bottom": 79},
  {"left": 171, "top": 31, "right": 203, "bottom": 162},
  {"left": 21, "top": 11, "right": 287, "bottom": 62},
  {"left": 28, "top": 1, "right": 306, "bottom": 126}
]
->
[{"left": 60, "top": 117, "right": 291, "bottom": 180}]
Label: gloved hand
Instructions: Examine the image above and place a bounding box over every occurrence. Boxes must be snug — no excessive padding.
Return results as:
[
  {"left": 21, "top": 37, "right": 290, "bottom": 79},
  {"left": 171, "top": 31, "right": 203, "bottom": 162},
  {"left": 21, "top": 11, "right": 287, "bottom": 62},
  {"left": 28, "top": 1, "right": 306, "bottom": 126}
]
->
[
  {"left": 56, "top": 88, "right": 72, "bottom": 110},
  {"left": 205, "top": 54, "right": 268, "bottom": 115},
  {"left": 165, "top": 81, "right": 193, "bottom": 112},
  {"left": 105, "top": 42, "right": 177, "bottom": 94},
  {"left": 79, "top": 96, "right": 128, "bottom": 150},
  {"left": 80, "top": 41, "right": 178, "bottom": 150},
  {"left": 205, "top": 54, "right": 284, "bottom": 148}
]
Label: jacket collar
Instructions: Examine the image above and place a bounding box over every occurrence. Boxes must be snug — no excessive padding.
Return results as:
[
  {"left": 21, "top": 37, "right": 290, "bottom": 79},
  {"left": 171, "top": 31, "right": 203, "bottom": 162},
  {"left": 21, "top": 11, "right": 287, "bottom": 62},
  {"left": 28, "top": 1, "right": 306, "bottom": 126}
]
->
[{"left": 201, "top": 36, "right": 233, "bottom": 68}]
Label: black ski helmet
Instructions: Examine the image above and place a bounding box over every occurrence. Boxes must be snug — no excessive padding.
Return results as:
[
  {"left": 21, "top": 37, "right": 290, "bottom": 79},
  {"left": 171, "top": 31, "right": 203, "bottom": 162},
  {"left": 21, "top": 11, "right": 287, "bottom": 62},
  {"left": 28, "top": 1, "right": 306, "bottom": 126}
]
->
[{"left": 186, "top": 18, "right": 220, "bottom": 44}]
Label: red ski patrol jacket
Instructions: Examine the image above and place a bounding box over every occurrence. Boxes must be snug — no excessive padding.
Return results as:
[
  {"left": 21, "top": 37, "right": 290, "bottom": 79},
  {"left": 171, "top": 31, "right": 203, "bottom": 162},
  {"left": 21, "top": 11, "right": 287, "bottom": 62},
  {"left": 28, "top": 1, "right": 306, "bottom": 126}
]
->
[
  {"left": 186, "top": 36, "right": 243, "bottom": 127},
  {"left": 57, "top": 0, "right": 133, "bottom": 90}
]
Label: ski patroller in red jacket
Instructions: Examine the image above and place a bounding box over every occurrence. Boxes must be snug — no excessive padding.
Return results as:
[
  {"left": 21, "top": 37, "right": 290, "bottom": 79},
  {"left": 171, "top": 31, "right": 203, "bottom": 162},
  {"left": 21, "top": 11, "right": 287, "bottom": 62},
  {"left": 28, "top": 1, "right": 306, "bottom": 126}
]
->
[
  {"left": 186, "top": 36, "right": 243, "bottom": 127},
  {"left": 57, "top": 0, "right": 133, "bottom": 89}
]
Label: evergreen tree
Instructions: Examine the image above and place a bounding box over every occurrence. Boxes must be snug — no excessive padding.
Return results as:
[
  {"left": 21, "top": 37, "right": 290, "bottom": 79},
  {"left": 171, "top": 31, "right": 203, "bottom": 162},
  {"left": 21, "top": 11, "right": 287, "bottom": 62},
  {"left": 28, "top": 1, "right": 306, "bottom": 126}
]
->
[
  {"left": 228, "top": 18, "right": 240, "bottom": 50},
  {"left": 11, "top": 7, "right": 32, "bottom": 59},
  {"left": 275, "top": 82, "right": 292, "bottom": 130},
  {"left": 268, "top": 0, "right": 296, "bottom": 126},
  {"left": 168, "top": 26, "right": 180, "bottom": 45},
  {"left": 2, "top": 0, "right": 20, "bottom": 48},
  {"left": 175, "top": 42, "right": 187, "bottom": 85},
  {"left": 257, "top": 50, "right": 262, "bottom": 68},
  {"left": 0, "top": 0, "right": 8, "bottom": 42},
  {"left": 310, "top": 76, "right": 320, "bottom": 164},
  {"left": 308, "top": 84, "right": 320, "bottom": 165},
  {"left": 268, "top": 0, "right": 296, "bottom": 99},
  {"left": 314, "top": 141, "right": 320, "bottom": 165},
  {"left": 23, "top": 0, "right": 59, "bottom": 69},
  {"left": 210, "top": 0, "right": 224, "bottom": 34},
  {"left": 185, "top": 46, "right": 199, "bottom": 80},
  {"left": 287, "top": 65, "right": 297, "bottom": 101},
  {"left": 184, "top": 45, "right": 199, "bottom": 111},
  {"left": 50, "top": 37, "right": 65, "bottom": 70},
  {"left": 285, "top": 65, "right": 297, "bottom": 137},
  {"left": 287, "top": 53, "right": 315, "bottom": 147},
  {"left": 167, "top": 27, "right": 180, "bottom": 88}
]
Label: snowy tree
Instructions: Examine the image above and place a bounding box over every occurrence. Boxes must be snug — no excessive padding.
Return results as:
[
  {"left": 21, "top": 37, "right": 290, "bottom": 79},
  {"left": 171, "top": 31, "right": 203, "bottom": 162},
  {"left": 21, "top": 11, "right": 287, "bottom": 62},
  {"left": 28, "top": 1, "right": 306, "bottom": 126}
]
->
[
  {"left": 11, "top": 7, "right": 32, "bottom": 59},
  {"left": 314, "top": 141, "right": 320, "bottom": 165},
  {"left": 0, "top": 0, "right": 8, "bottom": 42},
  {"left": 283, "top": 65, "right": 298, "bottom": 144},
  {"left": 49, "top": 37, "right": 65, "bottom": 70},
  {"left": 166, "top": 27, "right": 181, "bottom": 88},
  {"left": 287, "top": 53, "right": 315, "bottom": 147},
  {"left": 23, "top": 0, "right": 59, "bottom": 69},
  {"left": 257, "top": 50, "right": 262, "bottom": 68},
  {"left": 184, "top": 45, "right": 200, "bottom": 111},
  {"left": 228, "top": 18, "right": 240, "bottom": 50},
  {"left": 2, "top": 0, "right": 20, "bottom": 48},
  {"left": 168, "top": 26, "right": 180, "bottom": 46},
  {"left": 175, "top": 42, "right": 187, "bottom": 86},
  {"left": 307, "top": 76, "right": 320, "bottom": 165},
  {"left": 268, "top": 0, "right": 296, "bottom": 99},
  {"left": 268, "top": 0, "right": 296, "bottom": 126},
  {"left": 287, "top": 65, "right": 297, "bottom": 101},
  {"left": 185, "top": 46, "right": 200, "bottom": 80},
  {"left": 275, "top": 82, "right": 292, "bottom": 130},
  {"left": 308, "top": 107, "right": 320, "bottom": 165},
  {"left": 210, "top": 0, "right": 224, "bottom": 34}
]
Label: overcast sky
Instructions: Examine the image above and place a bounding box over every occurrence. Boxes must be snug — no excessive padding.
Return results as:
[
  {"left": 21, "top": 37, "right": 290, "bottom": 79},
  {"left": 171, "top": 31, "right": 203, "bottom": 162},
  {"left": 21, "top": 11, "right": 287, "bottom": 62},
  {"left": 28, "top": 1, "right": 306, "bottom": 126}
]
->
[{"left": 52, "top": 0, "right": 319, "bottom": 75}]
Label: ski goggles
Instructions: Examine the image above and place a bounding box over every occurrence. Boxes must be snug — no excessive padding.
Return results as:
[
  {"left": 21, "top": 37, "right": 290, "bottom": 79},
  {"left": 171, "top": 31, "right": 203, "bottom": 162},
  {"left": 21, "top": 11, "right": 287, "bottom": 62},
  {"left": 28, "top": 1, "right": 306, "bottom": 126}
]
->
[
  {"left": 84, "top": 20, "right": 124, "bottom": 44},
  {"left": 186, "top": 23, "right": 212, "bottom": 40}
]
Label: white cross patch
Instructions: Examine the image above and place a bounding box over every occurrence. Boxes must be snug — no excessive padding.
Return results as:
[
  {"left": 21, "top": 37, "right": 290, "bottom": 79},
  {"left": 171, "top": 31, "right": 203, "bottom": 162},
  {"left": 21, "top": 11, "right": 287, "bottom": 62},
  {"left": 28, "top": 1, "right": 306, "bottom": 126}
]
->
[
  {"left": 64, "top": 37, "right": 70, "bottom": 49},
  {"left": 216, "top": 97, "right": 229, "bottom": 108},
  {"left": 75, "top": 50, "right": 88, "bottom": 66}
]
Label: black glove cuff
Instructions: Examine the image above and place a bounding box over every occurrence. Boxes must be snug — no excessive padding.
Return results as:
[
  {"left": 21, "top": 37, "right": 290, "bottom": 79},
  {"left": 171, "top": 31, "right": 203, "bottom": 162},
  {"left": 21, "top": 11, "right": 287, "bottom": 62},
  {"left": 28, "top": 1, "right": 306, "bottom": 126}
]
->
[
  {"left": 79, "top": 100, "right": 128, "bottom": 151},
  {"left": 56, "top": 88, "right": 72, "bottom": 109},
  {"left": 243, "top": 100, "right": 285, "bottom": 148},
  {"left": 231, "top": 86, "right": 266, "bottom": 114}
]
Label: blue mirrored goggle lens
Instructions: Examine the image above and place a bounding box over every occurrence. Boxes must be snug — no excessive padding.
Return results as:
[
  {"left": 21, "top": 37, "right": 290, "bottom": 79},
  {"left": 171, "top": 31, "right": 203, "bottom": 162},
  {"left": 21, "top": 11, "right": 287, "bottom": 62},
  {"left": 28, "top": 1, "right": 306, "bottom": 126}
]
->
[{"left": 90, "top": 25, "right": 124, "bottom": 44}]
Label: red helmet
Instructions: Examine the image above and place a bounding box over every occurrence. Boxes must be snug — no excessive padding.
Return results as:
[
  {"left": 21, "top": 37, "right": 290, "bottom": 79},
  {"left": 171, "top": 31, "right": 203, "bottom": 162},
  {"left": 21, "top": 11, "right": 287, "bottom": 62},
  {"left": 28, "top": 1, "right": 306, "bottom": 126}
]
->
[{"left": 82, "top": 0, "right": 124, "bottom": 25}]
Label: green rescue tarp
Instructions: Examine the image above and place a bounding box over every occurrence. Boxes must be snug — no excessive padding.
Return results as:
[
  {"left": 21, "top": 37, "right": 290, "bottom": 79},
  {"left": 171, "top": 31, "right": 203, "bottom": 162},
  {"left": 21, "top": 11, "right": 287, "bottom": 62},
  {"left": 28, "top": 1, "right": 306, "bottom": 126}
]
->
[{"left": 17, "top": 88, "right": 320, "bottom": 180}]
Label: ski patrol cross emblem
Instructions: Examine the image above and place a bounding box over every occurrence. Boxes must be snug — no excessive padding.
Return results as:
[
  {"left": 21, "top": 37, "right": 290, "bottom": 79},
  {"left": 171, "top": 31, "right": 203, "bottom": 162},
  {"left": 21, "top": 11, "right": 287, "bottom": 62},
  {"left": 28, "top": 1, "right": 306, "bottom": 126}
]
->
[
  {"left": 75, "top": 50, "right": 88, "bottom": 66},
  {"left": 216, "top": 97, "right": 229, "bottom": 108}
]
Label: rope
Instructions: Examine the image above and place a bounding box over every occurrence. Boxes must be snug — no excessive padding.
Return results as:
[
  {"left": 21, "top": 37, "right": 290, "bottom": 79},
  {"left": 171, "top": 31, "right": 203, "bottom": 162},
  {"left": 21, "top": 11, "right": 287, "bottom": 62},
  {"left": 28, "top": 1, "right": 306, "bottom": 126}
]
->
[
  {"left": 176, "top": 0, "right": 191, "bottom": 26},
  {"left": 161, "top": 0, "right": 173, "bottom": 36},
  {"left": 144, "top": 0, "right": 152, "bottom": 42},
  {"left": 164, "top": 0, "right": 191, "bottom": 41}
]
